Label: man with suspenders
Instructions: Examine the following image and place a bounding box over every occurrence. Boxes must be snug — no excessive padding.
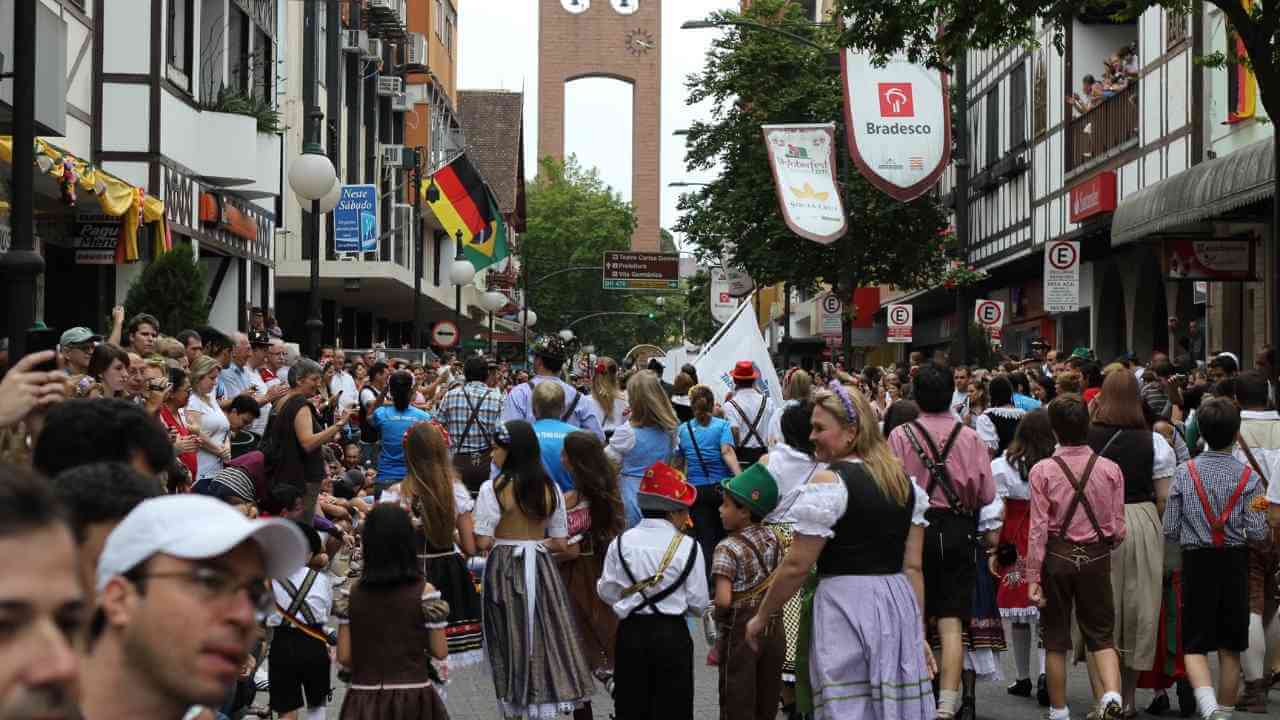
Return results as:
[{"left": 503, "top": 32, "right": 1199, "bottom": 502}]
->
[
  {"left": 598, "top": 462, "right": 709, "bottom": 720},
  {"left": 726, "top": 361, "right": 774, "bottom": 467},
  {"left": 501, "top": 334, "right": 604, "bottom": 440},
  {"left": 440, "top": 356, "right": 503, "bottom": 496}
]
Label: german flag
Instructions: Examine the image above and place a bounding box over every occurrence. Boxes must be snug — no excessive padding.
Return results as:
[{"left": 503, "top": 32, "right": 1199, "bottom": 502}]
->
[
  {"left": 423, "top": 154, "right": 509, "bottom": 271},
  {"left": 1227, "top": 0, "right": 1257, "bottom": 124}
]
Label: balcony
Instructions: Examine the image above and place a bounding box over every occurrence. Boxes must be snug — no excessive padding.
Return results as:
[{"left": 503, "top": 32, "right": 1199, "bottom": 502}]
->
[{"left": 1067, "top": 83, "right": 1138, "bottom": 173}]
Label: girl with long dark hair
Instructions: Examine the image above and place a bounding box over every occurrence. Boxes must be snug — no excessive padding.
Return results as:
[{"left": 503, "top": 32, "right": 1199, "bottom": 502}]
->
[
  {"left": 473, "top": 421, "right": 594, "bottom": 719},
  {"left": 367, "top": 370, "right": 432, "bottom": 496}
]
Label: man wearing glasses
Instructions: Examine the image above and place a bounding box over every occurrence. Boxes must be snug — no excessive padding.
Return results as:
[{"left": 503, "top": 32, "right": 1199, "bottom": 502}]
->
[
  {"left": 59, "top": 327, "right": 101, "bottom": 376},
  {"left": 80, "top": 495, "right": 308, "bottom": 720}
]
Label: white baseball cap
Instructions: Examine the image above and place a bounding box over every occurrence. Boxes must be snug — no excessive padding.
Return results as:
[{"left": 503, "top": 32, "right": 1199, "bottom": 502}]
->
[{"left": 96, "top": 494, "right": 310, "bottom": 592}]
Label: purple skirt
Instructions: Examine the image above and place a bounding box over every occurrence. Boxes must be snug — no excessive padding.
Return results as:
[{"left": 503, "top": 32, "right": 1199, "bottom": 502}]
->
[{"left": 810, "top": 574, "right": 936, "bottom": 720}]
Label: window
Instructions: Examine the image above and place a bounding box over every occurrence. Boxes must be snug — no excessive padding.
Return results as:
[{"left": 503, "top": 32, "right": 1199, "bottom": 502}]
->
[
  {"left": 166, "top": 0, "right": 194, "bottom": 91},
  {"left": 256, "top": 29, "right": 273, "bottom": 103},
  {"left": 445, "top": 3, "right": 457, "bottom": 51},
  {"left": 1009, "top": 61, "right": 1027, "bottom": 150},
  {"left": 435, "top": 0, "right": 444, "bottom": 39},
  {"left": 1032, "top": 51, "right": 1047, "bottom": 137},
  {"left": 985, "top": 90, "right": 999, "bottom": 167},
  {"left": 1167, "top": 10, "right": 1188, "bottom": 49},
  {"left": 229, "top": 4, "right": 251, "bottom": 93}
]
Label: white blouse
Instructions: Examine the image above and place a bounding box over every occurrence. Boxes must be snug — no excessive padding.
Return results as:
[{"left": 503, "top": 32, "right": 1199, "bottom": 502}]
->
[
  {"left": 473, "top": 478, "right": 568, "bottom": 538},
  {"left": 1151, "top": 432, "right": 1176, "bottom": 479},
  {"left": 763, "top": 444, "right": 825, "bottom": 524},
  {"left": 186, "top": 391, "right": 229, "bottom": 480},
  {"left": 587, "top": 392, "right": 629, "bottom": 435},
  {"left": 991, "top": 454, "right": 1032, "bottom": 501},
  {"left": 789, "top": 460, "right": 931, "bottom": 538},
  {"left": 452, "top": 481, "right": 475, "bottom": 517}
]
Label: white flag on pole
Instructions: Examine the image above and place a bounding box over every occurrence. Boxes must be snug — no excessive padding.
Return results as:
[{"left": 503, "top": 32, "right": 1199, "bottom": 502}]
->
[{"left": 693, "top": 296, "right": 784, "bottom": 408}]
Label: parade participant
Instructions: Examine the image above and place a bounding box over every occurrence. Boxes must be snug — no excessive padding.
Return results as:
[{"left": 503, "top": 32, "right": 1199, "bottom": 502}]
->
[
  {"left": 1231, "top": 371, "right": 1280, "bottom": 713},
  {"left": 365, "top": 370, "right": 431, "bottom": 498},
  {"left": 336, "top": 504, "right": 451, "bottom": 720},
  {"left": 677, "top": 384, "right": 741, "bottom": 580},
  {"left": 473, "top": 421, "right": 594, "bottom": 719},
  {"left": 32, "top": 398, "right": 175, "bottom": 478},
  {"left": 533, "top": 382, "right": 579, "bottom": 492},
  {"left": 991, "top": 409, "right": 1055, "bottom": 705},
  {"left": 185, "top": 356, "right": 231, "bottom": 490},
  {"left": 439, "top": 356, "right": 502, "bottom": 495},
  {"left": 975, "top": 376, "right": 1026, "bottom": 456},
  {"left": 586, "top": 356, "right": 628, "bottom": 441},
  {"left": 745, "top": 383, "right": 934, "bottom": 720},
  {"left": 0, "top": 464, "right": 84, "bottom": 720},
  {"left": 1025, "top": 394, "right": 1127, "bottom": 720},
  {"left": 712, "top": 464, "right": 783, "bottom": 720},
  {"left": 266, "top": 521, "right": 333, "bottom": 720},
  {"left": 501, "top": 335, "right": 603, "bottom": 439},
  {"left": 607, "top": 371, "right": 679, "bottom": 528},
  {"left": 887, "top": 363, "right": 995, "bottom": 720},
  {"left": 725, "top": 361, "right": 775, "bottom": 467},
  {"left": 400, "top": 420, "right": 483, "bottom": 666},
  {"left": 1087, "top": 369, "right": 1176, "bottom": 713},
  {"left": 1164, "top": 397, "right": 1269, "bottom": 720},
  {"left": 558, "top": 431, "right": 626, "bottom": 720},
  {"left": 597, "top": 461, "right": 709, "bottom": 720},
  {"left": 963, "top": 380, "right": 989, "bottom": 429},
  {"left": 81, "top": 494, "right": 309, "bottom": 720}
]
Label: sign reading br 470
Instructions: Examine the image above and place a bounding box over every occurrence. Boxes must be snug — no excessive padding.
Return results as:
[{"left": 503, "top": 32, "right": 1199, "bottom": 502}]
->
[{"left": 602, "top": 251, "right": 681, "bottom": 291}]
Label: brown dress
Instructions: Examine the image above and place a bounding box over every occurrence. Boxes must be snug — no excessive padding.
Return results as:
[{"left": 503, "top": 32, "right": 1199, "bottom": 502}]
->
[
  {"left": 557, "top": 500, "right": 619, "bottom": 673},
  {"left": 338, "top": 577, "right": 451, "bottom": 720}
]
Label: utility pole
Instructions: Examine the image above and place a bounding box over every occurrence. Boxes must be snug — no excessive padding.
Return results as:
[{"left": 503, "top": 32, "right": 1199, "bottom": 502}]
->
[
  {"left": 953, "top": 48, "right": 972, "bottom": 366},
  {"left": 302, "top": 0, "right": 323, "bottom": 358},
  {"left": 413, "top": 148, "right": 424, "bottom": 346}
]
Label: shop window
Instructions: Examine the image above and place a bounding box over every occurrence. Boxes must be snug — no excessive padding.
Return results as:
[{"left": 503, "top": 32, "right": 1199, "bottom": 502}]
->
[
  {"left": 1009, "top": 61, "right": 1027, "bottom": 150},
  {"left": 1032, "top": 51, "right": 1047, "bottom": 138},
  {"left": 167, "top": 0, "right": 195, "bottom": 92},
  {"left": 984, "top": 90, "right": 999, "bottom": 168},
  {"left": 228, "top": 4, "right": 251, "bottom": 93}
]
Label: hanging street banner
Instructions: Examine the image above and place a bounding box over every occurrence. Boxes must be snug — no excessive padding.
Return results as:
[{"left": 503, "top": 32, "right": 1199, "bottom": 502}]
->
[
  {"left": 1044, "top": 240, "right": 1081, "bottom": 313},
  {"left": 841, "top": 43, "right": 951, "bottom": 202},
  {"left": 694, "top": 298, "right": 784, "bottom": 409},
  {"left": 602, "top": 251, "right": 680, "bottom": 290},
  {"left": 887, "top": 304, "right": 913, "bottom": 343},
  {"left": 334, "top": 184, "right": 378, "bottom": 254},
  {"left": 709, "top": 268, "right": 737, "bottom": 324},
  {"left": 761, "top": 123, "right": 847, "bottom": 244}
]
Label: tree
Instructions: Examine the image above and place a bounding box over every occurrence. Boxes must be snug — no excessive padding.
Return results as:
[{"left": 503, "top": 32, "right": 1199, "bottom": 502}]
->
[
  {"left": 675, "top": 0, "right": 955, "bottom": 305},
  {"left": 121, "top": 243, "right": 209, "bottom": 335},
  {"left": 682, "top": 270, "right": 720, "bottom": 345}
]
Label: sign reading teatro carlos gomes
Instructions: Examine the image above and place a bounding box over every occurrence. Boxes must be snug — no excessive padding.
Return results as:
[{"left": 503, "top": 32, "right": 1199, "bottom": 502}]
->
[{"left": 841, "top": 45, "right": 951, "bottom": 202}]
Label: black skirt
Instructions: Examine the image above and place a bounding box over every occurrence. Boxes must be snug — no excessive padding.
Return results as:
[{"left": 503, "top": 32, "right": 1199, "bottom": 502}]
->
[{"left": 420, "top": 548, "right": 484, "bottom": 666}]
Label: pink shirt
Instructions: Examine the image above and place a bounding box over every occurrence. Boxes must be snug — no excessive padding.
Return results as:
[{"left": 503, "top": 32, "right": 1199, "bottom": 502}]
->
[
  {"left": 1025, "top": 445, "right": 1127, "bottom": 584},
  {"left": 887, "top": 411, "right": 995, "bottom": 513}
]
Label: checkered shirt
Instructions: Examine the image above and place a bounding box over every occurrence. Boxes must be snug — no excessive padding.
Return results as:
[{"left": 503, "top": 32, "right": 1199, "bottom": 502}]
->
[
  {"left": 439, "top": 381, "right": 502, "bottom": 454},
  {"left": 711, "top": 524, "right": 782, "bottom": 597},
  {"left": 1163, "top": 450, "right": 1270, "bottom": 549}
]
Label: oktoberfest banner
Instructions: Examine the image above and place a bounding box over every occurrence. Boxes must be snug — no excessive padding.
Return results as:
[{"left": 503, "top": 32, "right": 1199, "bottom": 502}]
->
[
  {"left": 761, "top": 123, "right": 847, "bottom": 244},
  {"left": 841, "top": 45, "right": 951, "bottom": 201}
]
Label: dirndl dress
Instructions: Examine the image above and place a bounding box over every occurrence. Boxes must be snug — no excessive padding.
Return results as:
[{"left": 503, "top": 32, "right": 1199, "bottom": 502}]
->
[
  {"left": 557, "top": 500, "right": 619, "bottom": 674},
  {"left": 1138, "top": 541, "right": 1186, "bottom": 690},
  {"left": 991, "top": 455, "right": 1038, "bottom": 621},
  {"left": 411, "top": 486, "right": 484, "bottom": 667},
  {"left": 768, "top": 522, "right": 803, "bottom": 682}
]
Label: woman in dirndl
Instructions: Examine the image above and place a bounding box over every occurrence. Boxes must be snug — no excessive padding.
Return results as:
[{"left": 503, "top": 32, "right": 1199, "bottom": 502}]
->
[
  {"left": 758, "top": 398, "right": 824, "bottom": 720},
  {"left": 745, "top": 383, "right": 936, "bottom": 720},
  {"left": 398, "top": 420, "right": 485, "bottom": 672},
  {"left": 474, "top": 420, "right": 595, "bottom": 720},
  {"left": 991, "top": 409, "right": 1056, "bottom": 706}
]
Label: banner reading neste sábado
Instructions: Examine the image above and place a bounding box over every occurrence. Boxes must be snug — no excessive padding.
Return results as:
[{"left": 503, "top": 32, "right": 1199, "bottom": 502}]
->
[
  {"left": 841, "top": 47, "right": 951, "bottom": 202},
  {"left": 761, "top": 123, "right": 847, "bottom": 244}
]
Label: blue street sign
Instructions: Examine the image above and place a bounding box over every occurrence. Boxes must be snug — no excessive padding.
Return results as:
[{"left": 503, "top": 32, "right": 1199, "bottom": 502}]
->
[{"left": 334, "top": 185, "right": 378, "bottom": 254}]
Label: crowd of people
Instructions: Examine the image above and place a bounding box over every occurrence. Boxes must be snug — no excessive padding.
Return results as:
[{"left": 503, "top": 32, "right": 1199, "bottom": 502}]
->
[
  {"left": 1, "top": 307, "right": 1279, "bottom": 720},
  {"left": 1067, "top": 43, "right": 1140, "bottom": 115}
]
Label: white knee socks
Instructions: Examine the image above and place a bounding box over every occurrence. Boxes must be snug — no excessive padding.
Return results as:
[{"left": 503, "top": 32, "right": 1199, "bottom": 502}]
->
[
  {"left": 303, "top": 706, "right": 326, "bottom": 720},
  {"left": 1193, "top": 686, "right": 1218, "bottom": 719},
  {"left": 938, "top": 689, "right": 962, "bottom": 717},
  {"left": 1012, "top": 623, "right": 1032, "bottom": 680}
]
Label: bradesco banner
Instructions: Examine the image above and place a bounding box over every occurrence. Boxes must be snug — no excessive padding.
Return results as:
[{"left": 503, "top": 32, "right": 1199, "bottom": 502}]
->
[
  {"left": 841, "top": 42, "right": 951, "bottom": 202},
  {"left": 761, "top": 123, "right": 847, "bottom": 244},
  {"left": 333, "top": 184, "right": 378, "bottom": 254}
]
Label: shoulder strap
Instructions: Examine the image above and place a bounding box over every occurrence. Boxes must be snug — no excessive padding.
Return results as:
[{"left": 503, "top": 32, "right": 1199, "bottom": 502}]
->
[
  {"left": 639, "top": 537, "right": 700, "bottom": 612},
  {"left": 458, "top": 386, "right": 489, "bottom": 449},
  {"left": 1097, "top": 428, "right": 1123, "bottom": 458},
  {"left": 1188, "top": 460, "right": 1253, "bottom": 547},
  {"left": 728, "top": 398, "right": 767, "bottom": 448},
  {"left": 1050, "top": 454, "right": 1105, "bottom": 543},
  {"left": 282, "top": 570, "right": 321, "bottom": 626},
  {"left": 686, "top": 421, "right": 711, "bottom": 479},
  {"left": 904, "top": 421, "right": 966, "bottom": 512},
  {"left": 1236, "top": 433, "right": 1267, "bottom": 487},
  {"left": 563, "top": 387, "right": 581, "bottom": 423}
]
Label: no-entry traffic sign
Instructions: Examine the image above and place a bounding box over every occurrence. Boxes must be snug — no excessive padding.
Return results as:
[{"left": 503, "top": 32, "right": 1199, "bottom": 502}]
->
[
  {"left": 1044, "top": 240, "right": 1080, "bottom": 314},
  {"left": 887, "top": 303, "right": 912, "bottom": 343},
  {"left": 431, "top": 321, "right": 459, "bottom": 348}
]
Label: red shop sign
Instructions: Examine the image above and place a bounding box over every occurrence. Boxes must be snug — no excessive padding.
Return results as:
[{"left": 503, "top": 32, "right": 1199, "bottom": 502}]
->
[{"left": 1068, "top": 171, "right": 1117, "bottom": 224}]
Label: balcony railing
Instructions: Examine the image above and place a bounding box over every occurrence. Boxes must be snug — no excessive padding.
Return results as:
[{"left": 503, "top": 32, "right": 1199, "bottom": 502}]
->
[{"left": 1066, "top": 83, "right": 1138, "bottom": 172}]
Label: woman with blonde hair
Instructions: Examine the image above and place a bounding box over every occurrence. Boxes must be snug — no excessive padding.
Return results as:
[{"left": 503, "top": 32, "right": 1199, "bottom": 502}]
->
[
  {"left": 605, "top": 370, "right": 679, "bottom": 527},
  {"left": 186, "top": 354, "right": 231, "bottom": 491},
  {"left": 585, "top": 357, "right": 628, "bottom": 441},
  {"left": 399, "top": 420, "right": 484, "bottom": 667},
  {"left": 745, "top": 382, "right": 934, "bottom": 720},
  {"left": 767, "top": 368, "right": 814, "bottom": 446}
]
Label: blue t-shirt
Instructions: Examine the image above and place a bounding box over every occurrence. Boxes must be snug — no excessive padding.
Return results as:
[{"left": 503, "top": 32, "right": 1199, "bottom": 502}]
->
[
  {"left": 1013, "top": 393, "right": 1042, "bottom": 411},
  {"left": 370, "top": 405, "right": 433, "bottom": 482},
  {"left": 534, "top": 418, "right": 578, "bottom": 492},
  {"left": 678, "top": 417, "right": 734, "bottom": 485}
]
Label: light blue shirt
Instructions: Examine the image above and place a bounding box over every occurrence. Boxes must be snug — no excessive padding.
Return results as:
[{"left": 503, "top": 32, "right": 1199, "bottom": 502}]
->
[
  {"left": 500, "top": 375, "right": 604, "bottom": 439},
  {"left": 534, "top": 418, "right": 579, "bottom": 492},
  {"left": 1013, "top": 393, "right": 1042, "bottom": 411},
  {"left": 678, "top": 418, "right": 734, "bottom": 486},
  {"left": 370, "top": 405, "right": 433, "bottom": 482},
  {"left": 216, "top": 362, "right": 251, "bottom": 400}
]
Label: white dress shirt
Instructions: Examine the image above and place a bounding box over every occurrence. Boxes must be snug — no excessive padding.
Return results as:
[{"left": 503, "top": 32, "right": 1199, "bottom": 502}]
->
[
  {"left": 598, "top": 519, "right": 709, "bottom": 619},
  {"left": 329, "top": 370, "right": 359, "bottom": 412},
  {"left": 725, "top": 388, "right": 773, "bottom": 449},
  {"left": 1235, "top": 410, "right": 1280, "bottom": 505},
  {"left": 266, "top": 567, "right": 333, "bottom": 628}
]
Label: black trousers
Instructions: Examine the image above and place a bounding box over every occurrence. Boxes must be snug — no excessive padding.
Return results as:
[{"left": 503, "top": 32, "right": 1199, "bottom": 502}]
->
[
  {"left": 614, "top": 614, "right": 693, "bottom": 720},
  {"left": 690, "top": 483, "right": 725, "bottom": 583}
]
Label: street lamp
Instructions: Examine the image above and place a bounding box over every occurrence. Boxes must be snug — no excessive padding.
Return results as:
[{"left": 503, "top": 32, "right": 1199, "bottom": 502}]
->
[
  {"left": 289, "top": 138, "right": 337, "bottom": 359},
  {"left": 449, "top": 229, "right": 476, "bottom": 338},
  {"left": 318, "top": 178, "right": 343, "bottom": 214},
  {"left": 480, "top": 290, "right": 507, "bottom": 356},
  {"left": 559, "top": 329, "right": 575, "bottom": 342}
]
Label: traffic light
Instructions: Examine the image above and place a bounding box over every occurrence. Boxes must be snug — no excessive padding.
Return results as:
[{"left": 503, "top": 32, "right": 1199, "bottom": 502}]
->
[{"left": 646, "top": 312, "right": 656, "bottom": 320}]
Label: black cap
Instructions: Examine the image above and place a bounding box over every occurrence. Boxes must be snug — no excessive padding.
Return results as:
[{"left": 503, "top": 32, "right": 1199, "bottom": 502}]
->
[{"left": 248, "top": 330, "right": 271, "bottom": 347}]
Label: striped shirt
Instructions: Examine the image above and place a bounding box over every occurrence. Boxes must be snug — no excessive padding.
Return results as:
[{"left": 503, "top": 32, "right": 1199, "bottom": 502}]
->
[
  {"left": 438, "top": 381, "right": 502, "bottom": 454},
  {"left": 1163, "top": 450, "right": 1269, "bottom": 549}
]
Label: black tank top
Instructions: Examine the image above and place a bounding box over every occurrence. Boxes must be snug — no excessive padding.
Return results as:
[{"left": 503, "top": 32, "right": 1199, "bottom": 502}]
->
[
  {"left": 1088, "top": 424, "right": 1155, "bottom": 504},
  {"left": 815, "top": 461, "right": 914, "bottom": 576}
]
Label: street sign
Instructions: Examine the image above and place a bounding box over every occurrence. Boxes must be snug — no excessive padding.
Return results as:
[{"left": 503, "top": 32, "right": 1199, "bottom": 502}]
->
[
  {"left": 431, "top": 320, "right": 459, "bottom": 348},
  {"left": 709, "top": 268, "right": 736, "bottom": 324},
  {"left": 602, "top": 251, "right": 680, "bottom": 290},
  {"left": 725, "top": 268, "right": 754, "bottom": 298},
  {"left": 333, "top": 184, "right": 378, "bottom": 254},
  {"left": 887, "top": 303, "right": 913, "bottom": 343},
  {"left": 1044, "top": 240, "right": 1080, "bottom": 314},
  {"left": 818, "top": 292, "right": 842, "bottom": 337},
  {"left": 975, "top": 299, "right": 1005, "bottom": 341}
]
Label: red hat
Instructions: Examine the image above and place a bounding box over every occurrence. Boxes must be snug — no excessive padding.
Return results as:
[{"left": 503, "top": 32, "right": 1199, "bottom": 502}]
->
[
  {"left": 636, "top": 461, "right": 697, "bottom": 512},
  {"left": 730, "top": 360, "right": 759, "bottom": 382}
]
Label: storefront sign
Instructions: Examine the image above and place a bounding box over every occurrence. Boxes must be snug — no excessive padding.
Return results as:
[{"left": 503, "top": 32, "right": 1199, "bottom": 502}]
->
[
  {"left": 1164, "top": 236, "right": 1257, "bottom": 281},
  {"left": 841, "top": 42, "right": 950, "bottom": 201},
  {"left": 709, "top": 268, "right": 737, "bottom": 324},
  {"left": 1068, "top": 171, "right": 1117, "bottom": 223},
  {"left": 818, "top": 292, "right": 842, "bottom": 337},
  {"left": 602, "top": 251, "right": 680, "bottom": 290},
  {"left": 975, "top": 299, "right": 1005, "bottom": 340},
  {"left": 887, "top": 304, "right": 913, "bottom": 343},
  {"left": 74, "top": 213, "right": 122, "bottom": 265},
  {"left": 199, "top": 193, "right": 258, "bottom": 242},
  {"left": 334, "top": 185, "right": 379, "bottom": 254},
  {"left": 1043, "top": 240, "right": 1080, "bottom": 313},
  {"left": 761, "top": 123, "right": 847, "bottom": 244}
]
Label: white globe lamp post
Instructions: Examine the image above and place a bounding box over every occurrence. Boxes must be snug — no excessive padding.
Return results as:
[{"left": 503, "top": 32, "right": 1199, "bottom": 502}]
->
[{"left": 289, "top": 142, "right": 337, "bottom": 359}]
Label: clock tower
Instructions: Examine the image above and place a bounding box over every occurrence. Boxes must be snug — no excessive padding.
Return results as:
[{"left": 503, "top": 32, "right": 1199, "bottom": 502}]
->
[{"left": 538, "top": 0, "right": 662, "bottom": 251}]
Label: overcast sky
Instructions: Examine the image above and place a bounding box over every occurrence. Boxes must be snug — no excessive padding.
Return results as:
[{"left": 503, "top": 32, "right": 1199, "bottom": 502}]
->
[{"left": 457, "top": 0, "right": 736, "bottom": 248}]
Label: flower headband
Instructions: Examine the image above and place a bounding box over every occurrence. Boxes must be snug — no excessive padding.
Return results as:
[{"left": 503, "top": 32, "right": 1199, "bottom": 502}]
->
[
  {"left": 827, "top": 380, "right": 858, "bottom": 424},
  {"left": 402, "top": 418, "right": 451, "bottom": 452}
]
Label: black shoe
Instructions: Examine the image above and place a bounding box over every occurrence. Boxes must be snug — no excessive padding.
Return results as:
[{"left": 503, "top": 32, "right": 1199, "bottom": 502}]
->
[
  {"left": 1145, "top": 692, "right": 1170, "bottom": 716},
  {"left": 1008, "top": 678, "right": 1033, "bottom": 697},
  {"left": 1037, "top": 674, "right": 1050, "bottom": 707},
  {"left": 956, "top": 698, "right": 976, "bottom": 720},
  {"left": 1175, "top": 679, "right": 1196, "bottom": 718}
]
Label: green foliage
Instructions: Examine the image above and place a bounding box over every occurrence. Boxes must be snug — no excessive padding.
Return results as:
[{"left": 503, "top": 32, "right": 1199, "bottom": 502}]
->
[
  {"left": 202, "top": 85, "right": 283, "bottom": 134},
  {"left": 121, "top": 244, "right": 209, "bottom": 336},
  {"left": 675, "top": 0, "right": 954, "bottom": 298},
  {"left": 682, "top": 271, "right": 720, "bottom": 345},
  {"left": 967, "top": 322, "right": 995, "bottom": 370}
]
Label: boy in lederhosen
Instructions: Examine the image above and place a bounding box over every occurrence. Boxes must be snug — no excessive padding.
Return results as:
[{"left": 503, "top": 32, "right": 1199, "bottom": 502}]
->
[
  {"left": 1025, "top": 394, "right": 1127, "bottom": 720},
  {"left": 1164, "top": 397, "right": 1269, "bottom": 720},
  {"left": 597, "top": 462, "right": 709, "bottom": 720}
]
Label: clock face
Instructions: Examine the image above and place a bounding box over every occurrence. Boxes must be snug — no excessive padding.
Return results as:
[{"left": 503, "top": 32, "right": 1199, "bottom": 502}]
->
[
  {"left": 560, "top": 0, "right": 589, "bottom": 14},
  {"left": 610, "top": 0, "right": 639, "bottom": 14},
  {"left": 624, "top": 28, "right": 655, "bottom": 56}
]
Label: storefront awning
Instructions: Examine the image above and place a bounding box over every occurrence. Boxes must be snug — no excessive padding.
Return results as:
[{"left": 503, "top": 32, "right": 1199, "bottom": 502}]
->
[{"left": 1112, "top": 136, "right": 1274, "bottom": 246}]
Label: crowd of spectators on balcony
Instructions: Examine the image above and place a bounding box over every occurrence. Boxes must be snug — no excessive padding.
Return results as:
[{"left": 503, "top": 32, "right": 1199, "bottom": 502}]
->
[{"left": 1067, "top": 42, "right": 1140, "bottom": 115}]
